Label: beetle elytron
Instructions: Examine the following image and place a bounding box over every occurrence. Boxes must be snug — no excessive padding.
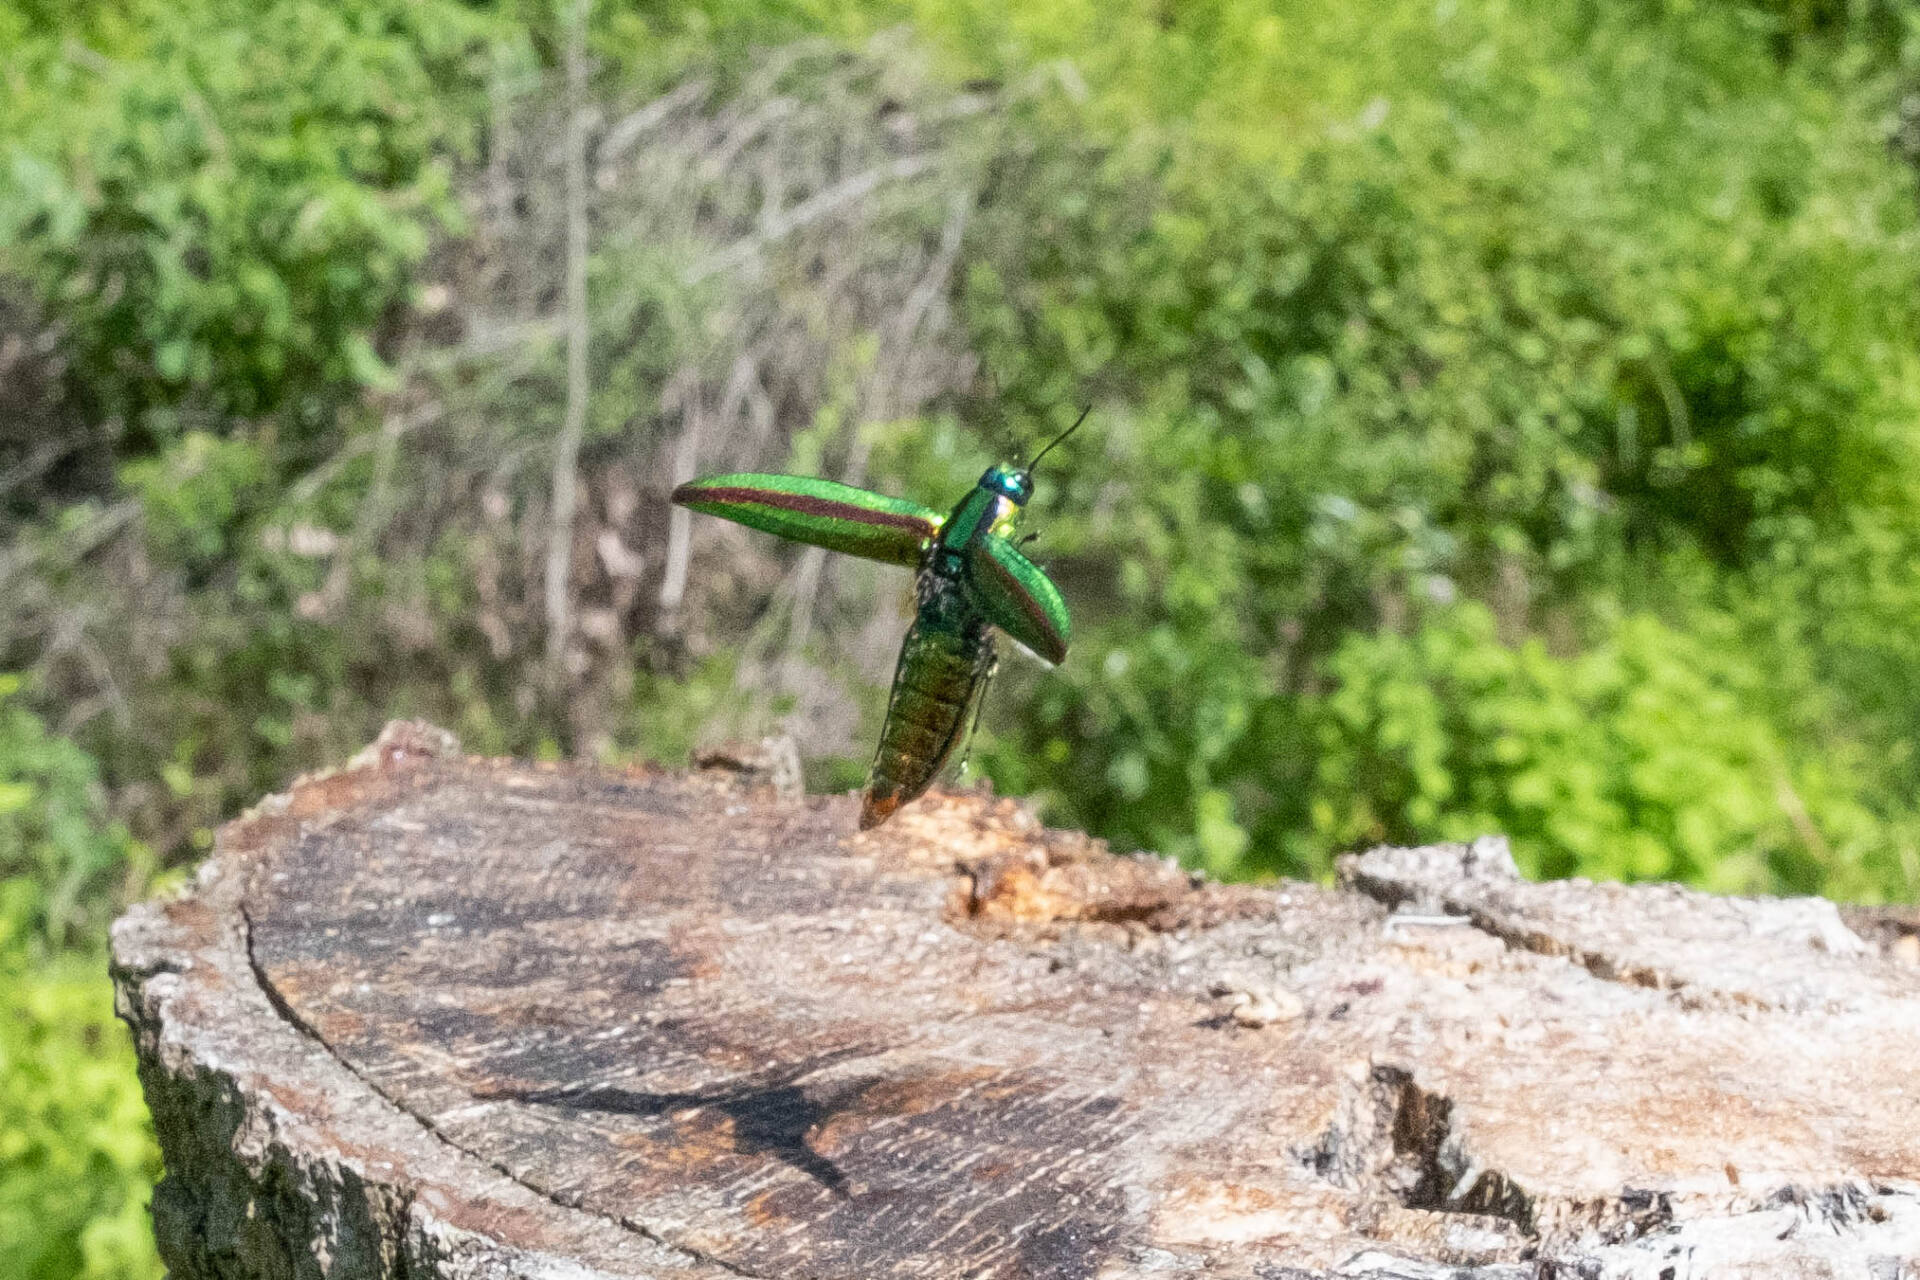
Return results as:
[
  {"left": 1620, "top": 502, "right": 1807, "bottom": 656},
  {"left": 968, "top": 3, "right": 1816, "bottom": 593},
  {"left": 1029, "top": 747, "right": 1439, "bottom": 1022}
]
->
[{"left": 672, "top": 411, "right": 1084, "bottom": 828}]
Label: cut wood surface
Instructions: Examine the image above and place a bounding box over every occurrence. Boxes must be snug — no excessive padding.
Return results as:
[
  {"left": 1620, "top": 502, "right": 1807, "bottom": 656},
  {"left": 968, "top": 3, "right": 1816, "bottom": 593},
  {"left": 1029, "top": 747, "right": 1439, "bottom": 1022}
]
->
[{"left": 112, "top": 721, "right": 1920, "bottom": 1280}]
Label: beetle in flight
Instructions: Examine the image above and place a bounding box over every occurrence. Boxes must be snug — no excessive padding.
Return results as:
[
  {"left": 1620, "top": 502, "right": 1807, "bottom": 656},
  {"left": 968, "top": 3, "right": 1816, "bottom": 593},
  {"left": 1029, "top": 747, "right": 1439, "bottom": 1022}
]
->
[{"left": 672, "top": 410, "right": 1085, "bottom": 828}]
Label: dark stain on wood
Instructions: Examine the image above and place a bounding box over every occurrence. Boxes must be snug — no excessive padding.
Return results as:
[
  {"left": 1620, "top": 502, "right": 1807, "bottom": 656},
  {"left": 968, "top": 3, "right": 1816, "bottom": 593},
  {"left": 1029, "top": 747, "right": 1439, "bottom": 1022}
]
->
[
  {"left": 241, "top": 756, "right": 1162, "bottom": 1278},
  {"left": 494, "top": 1066, "right": 865, "bottom": 1196}
]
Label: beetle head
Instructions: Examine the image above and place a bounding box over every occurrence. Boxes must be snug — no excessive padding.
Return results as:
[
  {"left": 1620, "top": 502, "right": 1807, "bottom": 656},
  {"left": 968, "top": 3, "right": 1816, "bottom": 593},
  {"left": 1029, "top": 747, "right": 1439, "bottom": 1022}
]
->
[{"left": 981, "top": 464, "right": 1035, "bottom": 505}]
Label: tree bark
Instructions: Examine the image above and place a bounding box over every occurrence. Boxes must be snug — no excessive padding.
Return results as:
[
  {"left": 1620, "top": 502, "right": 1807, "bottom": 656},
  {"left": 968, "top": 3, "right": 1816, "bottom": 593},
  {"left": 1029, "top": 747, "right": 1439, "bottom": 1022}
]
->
[{"left": 113, "top": 721, "right": 1920, "bottom": 1279}]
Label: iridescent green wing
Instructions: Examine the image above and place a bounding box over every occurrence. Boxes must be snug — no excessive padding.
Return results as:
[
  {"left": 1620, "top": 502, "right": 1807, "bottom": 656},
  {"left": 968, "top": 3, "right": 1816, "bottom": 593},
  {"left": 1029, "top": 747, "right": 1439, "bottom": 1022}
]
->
[
  {"left": 967, "top": 535, "right": 1071, "bottom": 665},
  {"left": 672, "top": 473, "right": 943, "bottom": 569}
]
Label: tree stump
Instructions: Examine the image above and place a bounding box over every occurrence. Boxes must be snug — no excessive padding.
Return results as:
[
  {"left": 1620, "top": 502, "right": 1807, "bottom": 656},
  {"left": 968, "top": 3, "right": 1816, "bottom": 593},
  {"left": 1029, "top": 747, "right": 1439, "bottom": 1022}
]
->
[{"left": 112, "top": 721, "right": 1920, "bottom": 1280}]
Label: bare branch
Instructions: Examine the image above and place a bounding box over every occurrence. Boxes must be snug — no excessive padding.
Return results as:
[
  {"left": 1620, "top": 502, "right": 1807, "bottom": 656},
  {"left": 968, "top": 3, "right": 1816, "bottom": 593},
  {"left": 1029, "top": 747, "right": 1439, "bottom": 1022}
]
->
[
  {"left": 0, "top": 500, "right": 137, "bottom": 591},
  {"left": 655, "top": 370, "right": 703, "bottom": 616},
  {"left": 599, "top": 78, "right": 712, "bottom": 165},
  {"left": 313, "top": 410, "right": 413, "bottom": 615},
  {"left": 0, "top": 430, "right": 99, "bottom": 502},
  {"left": 686, "top": 153, "right": 940, "bottom": 283},
  {"left": 544, "top": 0, "right": 592, "bottom": 675},
  {"left": 778, "top": 192, "right": 972, "bottom": 691}
]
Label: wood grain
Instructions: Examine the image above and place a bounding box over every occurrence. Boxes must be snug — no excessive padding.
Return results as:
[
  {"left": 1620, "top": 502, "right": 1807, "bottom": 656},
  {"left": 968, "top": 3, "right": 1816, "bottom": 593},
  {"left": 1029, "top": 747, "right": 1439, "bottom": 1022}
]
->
[{"left": 113, "top": 721, "right": 1920, "bottom": 1279}]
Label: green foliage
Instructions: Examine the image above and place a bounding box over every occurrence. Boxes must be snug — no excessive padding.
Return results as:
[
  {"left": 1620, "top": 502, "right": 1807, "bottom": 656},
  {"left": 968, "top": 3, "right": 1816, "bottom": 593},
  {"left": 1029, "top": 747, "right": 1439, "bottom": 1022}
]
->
[
  {"left": 0, "top": 953, "right": 163, "bottom": 1280},
  {"left": 0, "top": 678, "right": 161, "bottom": 1280},
  {"left": 120, "top": 433, "right": 271, "bottom": 573},
  {"left": 0, "top": 0, "right": 501, "bottom": 446},
  {"left": 1306, "top": 603, "right": 1896, "bottom": 894},
  {"left": 0, "top": 676, "right": 152, "bottom": 951},
  {"left": 935, "top": 0, "right": 1920, "bottom": 896}
]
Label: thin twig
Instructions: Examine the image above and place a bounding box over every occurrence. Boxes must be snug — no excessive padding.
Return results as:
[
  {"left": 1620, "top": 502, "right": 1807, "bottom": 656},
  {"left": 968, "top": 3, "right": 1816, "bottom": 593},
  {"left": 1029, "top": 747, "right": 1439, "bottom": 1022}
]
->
[
  {"left": 317, "top": 411, "right": 412, "bottom": 611},
  {"left": 892, "top": 192, "right": 971, "bottom": 355},
  {"left": 0, "top": 501, "right": 137, "bottom": 590},
  {"left": 777, "top": 191, "right": 970, "bottom": 686},
  {"left": 544, "top": 0, "right": 592, "bottom": 674},
  {"left": 696, "top": 95, "right": 797, "bottom": 182},
  {"left": 655, "top": 370, "right": 702, "bottom": 615},
  {"left": 0, "top": 430, "right": 98, "bottom": 501},
  {"left": 1647, "top": 352, "right": 1691, "bottom": 452},
  {"left": 599, "top": 78, "right": 713, "bottom": 164},
  {"left": 686, "top": 153, "right": 939, "bottom": 283},
  {"left": 1775, "top": 769, "right": 1835, "bottom": 869},
  {"left": 285, "top": 433, "right": 382, "bottom": 508}
]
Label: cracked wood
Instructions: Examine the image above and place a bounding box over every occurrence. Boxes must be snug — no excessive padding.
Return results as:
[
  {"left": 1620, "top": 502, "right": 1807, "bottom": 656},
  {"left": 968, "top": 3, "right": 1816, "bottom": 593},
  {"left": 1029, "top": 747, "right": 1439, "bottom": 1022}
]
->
[{"left": 113, "top": 721, "right": 1920, "bottom": 1279}]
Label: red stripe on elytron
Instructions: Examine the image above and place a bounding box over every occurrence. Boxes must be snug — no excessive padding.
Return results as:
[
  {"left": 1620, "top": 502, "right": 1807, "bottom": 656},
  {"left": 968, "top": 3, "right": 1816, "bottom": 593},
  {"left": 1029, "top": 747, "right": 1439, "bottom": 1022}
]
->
[
  {"left": 686, "top": 486, "right": 936, "bottom": 536},
  {"left": 984, "top": 551, "right": 1066, "bottom": 658}
]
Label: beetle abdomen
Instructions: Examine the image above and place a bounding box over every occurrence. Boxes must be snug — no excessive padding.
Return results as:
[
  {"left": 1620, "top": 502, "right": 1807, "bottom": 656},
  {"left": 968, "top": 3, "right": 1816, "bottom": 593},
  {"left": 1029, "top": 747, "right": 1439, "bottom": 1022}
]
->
[{"left": 861, "top": 607, "right": 992, "bottom": 830}]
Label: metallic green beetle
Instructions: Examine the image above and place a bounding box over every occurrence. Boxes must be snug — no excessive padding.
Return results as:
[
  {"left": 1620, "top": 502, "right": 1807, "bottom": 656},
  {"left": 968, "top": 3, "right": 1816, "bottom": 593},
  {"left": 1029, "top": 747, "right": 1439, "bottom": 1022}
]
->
[{"left": 672, "top": 412, "right": 1083, "bottom": 829}]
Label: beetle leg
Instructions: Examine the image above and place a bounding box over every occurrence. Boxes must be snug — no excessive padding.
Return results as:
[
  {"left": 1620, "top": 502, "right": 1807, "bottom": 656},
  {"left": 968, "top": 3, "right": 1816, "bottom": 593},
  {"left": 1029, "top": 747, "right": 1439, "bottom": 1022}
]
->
[{"left": 955, "top": 654, "right": 999, "bottom": 782}]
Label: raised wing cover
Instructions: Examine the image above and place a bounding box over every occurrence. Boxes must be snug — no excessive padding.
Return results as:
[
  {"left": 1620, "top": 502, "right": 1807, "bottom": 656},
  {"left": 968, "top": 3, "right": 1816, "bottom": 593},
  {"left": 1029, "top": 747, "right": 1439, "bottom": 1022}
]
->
[
  {"left": 672, "top": 474, "right": 942, "bottom": 569},
  {"left": 968, "top": 536, "right": 1071, "bottom": 665}
]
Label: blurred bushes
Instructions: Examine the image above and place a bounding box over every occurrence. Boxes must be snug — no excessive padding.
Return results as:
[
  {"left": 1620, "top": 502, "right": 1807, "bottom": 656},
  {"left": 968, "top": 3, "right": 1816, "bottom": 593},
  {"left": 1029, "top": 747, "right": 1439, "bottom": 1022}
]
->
[
  {"left": 0, "top": 0, "right": 494, "bottom": 447},
  {"left": 0, "top": 676, "right": 161, "bottom": 1279},
  {"left": 937, "top": 0, "right": 1920, "bottom": 896},
  {"left": 1, "top": 4, "right": 500, "bottom": 1275},
  {"left": 0, "top": 676, "right": 153, "bottom": 951},
  {"left": 0, "top": 953, "right": 161, "bottom": 1280},
  {"left": 6, "top": 0, "right": 1920, "bottom": 1273},
  {"left": 1308, "top": 605, "right": 1893, "bottom": 895}
]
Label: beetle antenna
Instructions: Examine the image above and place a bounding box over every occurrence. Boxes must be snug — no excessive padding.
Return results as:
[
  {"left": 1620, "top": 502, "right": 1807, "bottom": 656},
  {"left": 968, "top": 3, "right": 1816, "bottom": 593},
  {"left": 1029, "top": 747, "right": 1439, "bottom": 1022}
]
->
[{"left": 1026, "top": 405, "right": 1091, "bottom": 473}]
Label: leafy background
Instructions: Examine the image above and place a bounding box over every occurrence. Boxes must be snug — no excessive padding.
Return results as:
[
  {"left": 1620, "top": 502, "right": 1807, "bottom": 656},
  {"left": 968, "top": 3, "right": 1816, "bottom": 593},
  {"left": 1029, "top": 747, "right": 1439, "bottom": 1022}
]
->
[{"left": 5, "top": 0, "right": 1920, "bottom": 1273}]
